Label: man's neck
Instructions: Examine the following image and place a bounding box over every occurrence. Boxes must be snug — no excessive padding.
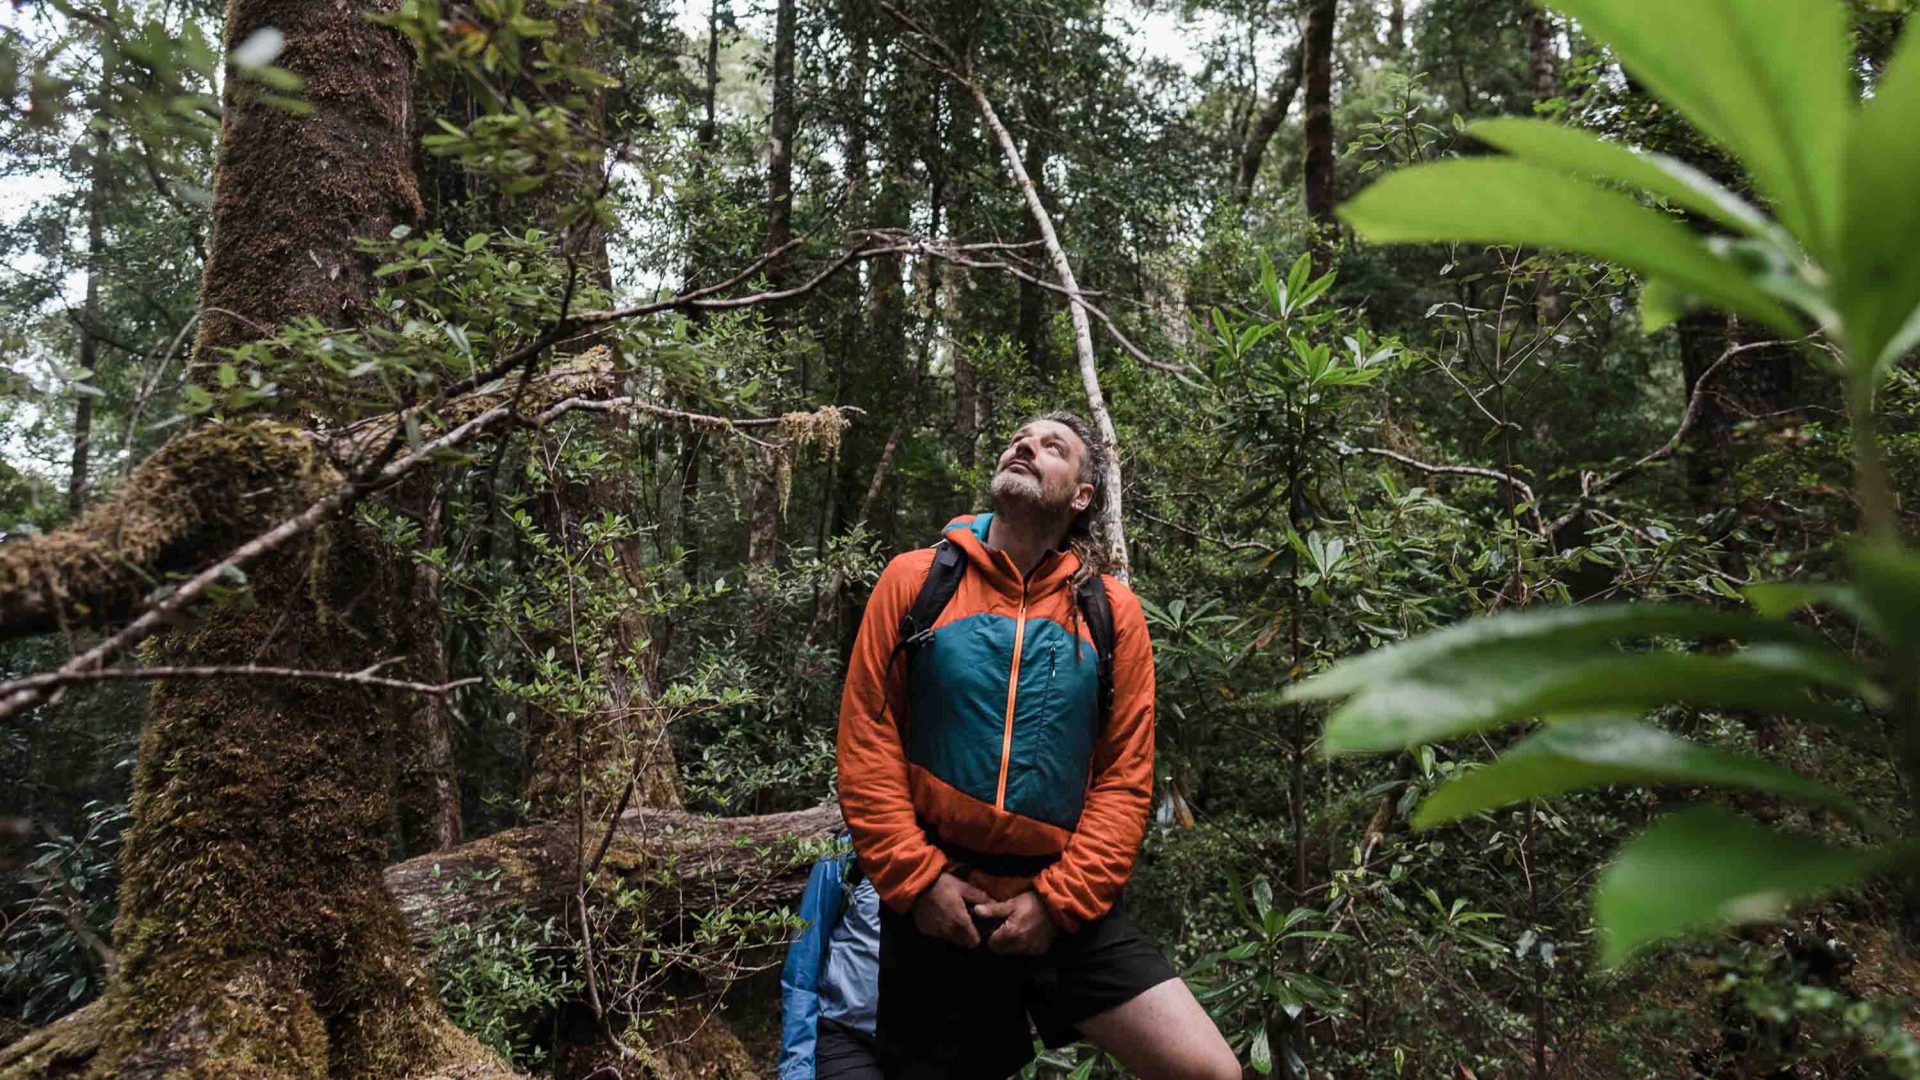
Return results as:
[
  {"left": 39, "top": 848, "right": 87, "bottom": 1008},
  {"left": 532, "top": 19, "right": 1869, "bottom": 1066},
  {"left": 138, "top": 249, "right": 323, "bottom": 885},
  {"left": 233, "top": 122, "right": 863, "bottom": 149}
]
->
[{"left": 984, "top": 508, "right": 1069, "bottom": 580}]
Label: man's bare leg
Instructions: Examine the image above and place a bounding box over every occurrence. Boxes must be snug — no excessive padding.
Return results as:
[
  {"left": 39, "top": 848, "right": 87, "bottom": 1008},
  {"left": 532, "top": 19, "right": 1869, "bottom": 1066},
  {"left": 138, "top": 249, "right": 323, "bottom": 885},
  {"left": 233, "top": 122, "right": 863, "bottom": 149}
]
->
[{"left": 1074, "top": 978, "right": 1242, "bottom": 1080}]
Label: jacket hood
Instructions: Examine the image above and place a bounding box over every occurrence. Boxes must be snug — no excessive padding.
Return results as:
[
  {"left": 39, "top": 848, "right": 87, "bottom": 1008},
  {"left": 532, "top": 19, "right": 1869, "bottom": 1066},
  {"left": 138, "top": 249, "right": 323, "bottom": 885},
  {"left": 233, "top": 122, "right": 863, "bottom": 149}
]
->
[{"left": 939, "top": 511, "right": 1083, "bottom": 598}]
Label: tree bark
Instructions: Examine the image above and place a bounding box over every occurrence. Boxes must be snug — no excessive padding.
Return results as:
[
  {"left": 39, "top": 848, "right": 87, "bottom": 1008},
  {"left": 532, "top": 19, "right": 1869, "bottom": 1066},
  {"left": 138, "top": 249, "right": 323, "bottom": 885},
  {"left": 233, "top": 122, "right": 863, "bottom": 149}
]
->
[
  {"left": 1301, "top": 0, "right": 1338, "bottom": 229},
  {"left": 1235, "top": 36, "right": 1304, "bottom": 206},
  {"left": 1523, "top": 6, "right": 1558, "bottom": 110}
]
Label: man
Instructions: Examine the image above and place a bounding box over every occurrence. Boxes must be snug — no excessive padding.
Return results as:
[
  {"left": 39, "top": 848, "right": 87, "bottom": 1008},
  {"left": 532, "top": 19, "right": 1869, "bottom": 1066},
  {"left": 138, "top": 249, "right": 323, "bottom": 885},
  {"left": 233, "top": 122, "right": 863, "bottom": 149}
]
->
[{"left": 835, "top": 412, "right": 1240, "bottom": 1080}]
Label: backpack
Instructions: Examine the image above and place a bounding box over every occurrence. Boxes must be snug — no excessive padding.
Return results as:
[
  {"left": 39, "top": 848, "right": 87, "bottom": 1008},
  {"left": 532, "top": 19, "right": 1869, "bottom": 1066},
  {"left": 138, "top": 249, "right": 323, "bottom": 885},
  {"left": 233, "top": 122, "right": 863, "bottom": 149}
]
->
[{"left": 778, "top": 543, "right": 1120, "bottom": 1077}]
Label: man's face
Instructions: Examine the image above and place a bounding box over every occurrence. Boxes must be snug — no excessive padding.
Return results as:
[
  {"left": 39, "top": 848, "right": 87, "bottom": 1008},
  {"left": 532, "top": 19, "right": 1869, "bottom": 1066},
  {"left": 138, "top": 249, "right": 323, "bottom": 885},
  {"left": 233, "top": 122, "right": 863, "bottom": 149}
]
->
[{"left": 989, "top": 419, "right": 1093, "bottom": 517}]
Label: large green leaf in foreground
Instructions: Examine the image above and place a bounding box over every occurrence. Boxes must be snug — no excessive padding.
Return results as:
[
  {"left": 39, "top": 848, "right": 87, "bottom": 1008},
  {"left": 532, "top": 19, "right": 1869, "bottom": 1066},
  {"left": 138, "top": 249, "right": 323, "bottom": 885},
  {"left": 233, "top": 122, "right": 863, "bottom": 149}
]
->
[
  {"left": 1595, "top": 808, "right": 1898, "bottom": 965},
  {"left": 1317, "top": 642, "right": 1869, "bottom": 753},
  {"left": 1338, "top": 159, "right": 1799, "bottom": 335},
  {"left": 1412, "top": 719, "right": 1858, "bottom": 829},
  {"left": 1287, "top": 603, "right": 1835, "bottom": 704}
]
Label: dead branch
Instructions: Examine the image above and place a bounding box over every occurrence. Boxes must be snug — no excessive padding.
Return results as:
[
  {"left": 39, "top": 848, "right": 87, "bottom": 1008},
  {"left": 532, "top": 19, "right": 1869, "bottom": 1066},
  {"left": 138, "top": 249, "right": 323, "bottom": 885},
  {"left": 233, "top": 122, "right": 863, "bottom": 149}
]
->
[
  {"left": 1543, "top": 338, "right": 1792, "bottom": 537},
  {"left": 0, "top": 353, "right": 854, "bottom": 720}
]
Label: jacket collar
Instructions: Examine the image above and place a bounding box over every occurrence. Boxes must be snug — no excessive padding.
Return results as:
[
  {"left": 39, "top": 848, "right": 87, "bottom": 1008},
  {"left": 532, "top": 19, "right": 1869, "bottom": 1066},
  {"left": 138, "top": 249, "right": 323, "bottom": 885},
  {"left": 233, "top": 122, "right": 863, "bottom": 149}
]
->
[{"left": 940, "top": 512, "right": 1081, "bottom": 597}]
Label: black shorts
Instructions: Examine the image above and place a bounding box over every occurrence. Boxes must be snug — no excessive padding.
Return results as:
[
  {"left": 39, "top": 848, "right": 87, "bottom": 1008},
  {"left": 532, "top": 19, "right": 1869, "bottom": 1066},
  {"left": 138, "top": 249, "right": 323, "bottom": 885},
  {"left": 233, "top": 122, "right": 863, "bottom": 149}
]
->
[{"left": 874, "top": 902, "right": 1178, "bottom": 1080}]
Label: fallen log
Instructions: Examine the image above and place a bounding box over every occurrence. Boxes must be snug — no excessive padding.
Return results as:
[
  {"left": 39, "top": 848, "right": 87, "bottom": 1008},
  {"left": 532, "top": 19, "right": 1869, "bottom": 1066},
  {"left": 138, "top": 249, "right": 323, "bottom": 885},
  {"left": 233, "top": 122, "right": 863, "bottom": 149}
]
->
[{"left": 386, "top": 803, "right": 844, "bottom": 946}]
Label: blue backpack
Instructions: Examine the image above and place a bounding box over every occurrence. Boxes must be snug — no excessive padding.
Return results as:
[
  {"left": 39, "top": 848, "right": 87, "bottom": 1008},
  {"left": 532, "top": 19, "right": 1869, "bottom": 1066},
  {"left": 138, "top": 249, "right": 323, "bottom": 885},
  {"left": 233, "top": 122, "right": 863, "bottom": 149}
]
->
[{"left": 778, "top": 837, "right": 881, "bottom": 1080}]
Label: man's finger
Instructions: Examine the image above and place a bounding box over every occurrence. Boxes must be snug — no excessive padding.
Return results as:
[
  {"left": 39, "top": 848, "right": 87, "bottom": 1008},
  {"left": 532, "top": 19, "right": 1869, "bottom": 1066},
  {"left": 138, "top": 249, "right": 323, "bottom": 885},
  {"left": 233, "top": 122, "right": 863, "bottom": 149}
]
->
[
  {"left": 957, "top": 881, "right": 992, "bottom": 904},
  {"left": 970, "top": 898, "right": 1012, "bottom": 918},
  {"left": 952, "top": 918, "right": 981, "bottom": 949}
]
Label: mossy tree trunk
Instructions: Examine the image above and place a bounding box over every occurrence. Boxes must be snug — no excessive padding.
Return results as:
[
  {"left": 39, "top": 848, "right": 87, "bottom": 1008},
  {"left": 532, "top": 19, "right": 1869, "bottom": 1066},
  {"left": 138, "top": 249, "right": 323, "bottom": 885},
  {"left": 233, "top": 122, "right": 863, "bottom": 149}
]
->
[{"left": 0, "top": 0, "right": 511, "bottom": 1074}]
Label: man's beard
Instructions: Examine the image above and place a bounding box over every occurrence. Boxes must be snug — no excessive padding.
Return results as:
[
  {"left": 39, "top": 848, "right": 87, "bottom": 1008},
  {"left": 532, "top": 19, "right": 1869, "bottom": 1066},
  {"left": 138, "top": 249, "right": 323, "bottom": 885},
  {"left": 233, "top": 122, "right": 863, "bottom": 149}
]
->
[{"left": 989, "top": 465, "right": 1045, "bottom": 511}]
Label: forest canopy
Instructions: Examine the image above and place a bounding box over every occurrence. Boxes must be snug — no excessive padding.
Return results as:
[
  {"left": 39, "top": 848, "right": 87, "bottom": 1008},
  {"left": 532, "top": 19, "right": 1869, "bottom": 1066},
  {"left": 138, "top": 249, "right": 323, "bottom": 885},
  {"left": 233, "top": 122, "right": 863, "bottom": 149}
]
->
[{"left": 1, "top": 0, "right": 1918, "bottom": 1077}]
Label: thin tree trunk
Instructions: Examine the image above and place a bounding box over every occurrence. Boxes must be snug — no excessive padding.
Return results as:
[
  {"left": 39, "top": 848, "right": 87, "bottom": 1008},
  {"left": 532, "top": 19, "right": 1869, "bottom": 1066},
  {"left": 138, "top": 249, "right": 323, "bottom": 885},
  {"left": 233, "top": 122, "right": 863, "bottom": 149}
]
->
[
  {"left": 700, "top": 0, "right": 723, "bottom": 149},
  {"left": 1235, "top": 36, "right": 1304, "bottom": 205},
  {"left": 1302, "top": 0, "right": 1338, "bottom": 230},
  {"left": 411, "top": 483, "right": 463, "bottom": 850},
  {"left": 68, "top": 97, "right": 109, "bottom": 514},
  {"left": 765, "top": 0, "right": 796, "bottom": 279},
  {"left": 966, "top": 81, "right": 1132, "bottom": 580},
  {"left": 1387, "top": 0, "right": 1406, "bottom": 56},
  {"left": 1523, "top": 6, "right": 1558, "bottom": 108},
  {"left": 746, "top": 0, "right": 797, "bottom": 571},
  {"left": 1016, "top": 96, "right": 1053, "bottom": 371}
]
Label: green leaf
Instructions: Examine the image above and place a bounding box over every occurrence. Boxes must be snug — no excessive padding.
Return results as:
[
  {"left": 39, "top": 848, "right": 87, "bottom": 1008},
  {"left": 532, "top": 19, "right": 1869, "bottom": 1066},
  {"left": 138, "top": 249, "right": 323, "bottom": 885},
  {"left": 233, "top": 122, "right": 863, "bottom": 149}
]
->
[
  {"left": 1289, "top": 602, "right": 1834, "bottom": 704},
  {"left": 1547, "top": 0, "right": 1849, "bottom": 264},
  {"left": 1846, "top": 541, "right": 1920, "bottom": 660},
  {"left": 1466, "top": 118, "right": 1770, "bottom": 238},
  {"left": 1250, "top": 1023, "right": 1273, "bottom": 1075},
  {"left": 1595, "top": 807, "right": 1898, "bottom": 966},
  {"left": 1338, "top": 159, "right": 1799, "bottom": 335},
  {"left": 1412, "top": 718, "right": 1859, "bottom": 829},
  {"left": 1324, "top": 642, "right": 1868, "bottom": 753},
  {"left": 1840, "top": 22, "right": 1920, "bottom": 371}
]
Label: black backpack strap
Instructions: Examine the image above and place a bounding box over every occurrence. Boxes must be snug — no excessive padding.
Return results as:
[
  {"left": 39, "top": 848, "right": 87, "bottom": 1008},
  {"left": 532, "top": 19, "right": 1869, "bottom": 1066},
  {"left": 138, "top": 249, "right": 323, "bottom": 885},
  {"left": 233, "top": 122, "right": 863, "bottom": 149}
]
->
[
  {"left": 880, "top": 539, "right": 969, "bottom": 736},
  {"left": 1076, "top": 574, "right": 1117, "bottom": 730},
  {"left": 899, "top": 539, "right": 967, "bottom": 653}
]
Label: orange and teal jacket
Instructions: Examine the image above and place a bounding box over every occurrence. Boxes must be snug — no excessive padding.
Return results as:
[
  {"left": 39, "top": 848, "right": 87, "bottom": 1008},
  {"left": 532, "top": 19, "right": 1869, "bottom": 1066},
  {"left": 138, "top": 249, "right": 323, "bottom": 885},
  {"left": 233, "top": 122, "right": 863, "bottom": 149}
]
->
[{"left": 835, "top": 512, "right": 1156, "bottom": 932}]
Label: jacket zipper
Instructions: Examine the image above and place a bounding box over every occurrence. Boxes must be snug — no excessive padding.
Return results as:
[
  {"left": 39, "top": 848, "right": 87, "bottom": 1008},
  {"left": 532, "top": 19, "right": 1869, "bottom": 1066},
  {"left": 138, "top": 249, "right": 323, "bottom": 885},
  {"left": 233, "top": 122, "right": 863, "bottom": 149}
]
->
[{"left": 994, "top": 584, "right": 1029, "bottom": 810}]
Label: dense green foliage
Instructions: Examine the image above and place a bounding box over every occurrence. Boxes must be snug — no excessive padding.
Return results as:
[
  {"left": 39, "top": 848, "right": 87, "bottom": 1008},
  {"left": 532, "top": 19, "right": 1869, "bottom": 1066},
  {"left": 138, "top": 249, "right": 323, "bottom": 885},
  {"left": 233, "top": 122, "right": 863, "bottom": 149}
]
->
[{"left": 3, "top": 0, "right": 1918, "bottom": 1076}]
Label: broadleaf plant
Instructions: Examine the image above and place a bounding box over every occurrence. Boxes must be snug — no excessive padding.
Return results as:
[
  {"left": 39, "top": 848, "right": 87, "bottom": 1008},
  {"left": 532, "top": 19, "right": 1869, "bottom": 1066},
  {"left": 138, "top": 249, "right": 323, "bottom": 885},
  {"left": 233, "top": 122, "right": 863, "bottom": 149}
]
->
[{"left": 1297, "top": 0, "right": 1920, "bottom": 964}]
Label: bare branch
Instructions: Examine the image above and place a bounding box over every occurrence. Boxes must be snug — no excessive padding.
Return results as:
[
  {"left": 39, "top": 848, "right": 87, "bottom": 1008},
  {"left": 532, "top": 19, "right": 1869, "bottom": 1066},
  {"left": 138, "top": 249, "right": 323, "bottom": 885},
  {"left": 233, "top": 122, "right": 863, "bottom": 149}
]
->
[
  {"left": 0, "top": 357, "right": 854, "bottom": 720},
  {"left": 1543, "top": 338, "right": 1794, "bottom": 537},
  {"left": 1359, "top": 446, "right": 1547, "bottom": 536},
  {"left": 0, "top": 662, "right": 481, "bottom": 697}
]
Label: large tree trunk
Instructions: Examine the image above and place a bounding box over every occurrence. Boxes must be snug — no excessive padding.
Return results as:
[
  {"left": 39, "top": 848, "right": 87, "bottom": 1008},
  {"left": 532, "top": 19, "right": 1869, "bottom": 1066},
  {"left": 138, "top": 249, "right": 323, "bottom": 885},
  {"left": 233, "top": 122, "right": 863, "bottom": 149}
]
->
[
  {"left": 0, "top": 0, "right": 508, "bottom": 1075},
  {"left": 1301, "top": 0, "right": 1337, "bottom": 232}
]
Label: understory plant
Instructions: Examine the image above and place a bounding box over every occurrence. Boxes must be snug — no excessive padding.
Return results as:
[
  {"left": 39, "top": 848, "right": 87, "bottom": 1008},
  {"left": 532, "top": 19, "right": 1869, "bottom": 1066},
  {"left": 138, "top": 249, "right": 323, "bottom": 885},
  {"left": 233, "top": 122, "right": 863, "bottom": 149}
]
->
[{"left": 1293, "top": 0, "right": 1920, "bottom": 969}]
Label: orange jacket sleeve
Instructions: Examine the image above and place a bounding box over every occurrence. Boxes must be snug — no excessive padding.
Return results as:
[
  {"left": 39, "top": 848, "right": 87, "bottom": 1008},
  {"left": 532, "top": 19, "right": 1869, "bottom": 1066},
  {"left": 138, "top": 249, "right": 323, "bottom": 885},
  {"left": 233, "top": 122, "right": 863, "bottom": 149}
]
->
[
  {"left": 1032, "top": 578, "right": 1156, "bottom": 932},
  {"left": 836, "top": 550, "right": 949, "bottom": 914}
]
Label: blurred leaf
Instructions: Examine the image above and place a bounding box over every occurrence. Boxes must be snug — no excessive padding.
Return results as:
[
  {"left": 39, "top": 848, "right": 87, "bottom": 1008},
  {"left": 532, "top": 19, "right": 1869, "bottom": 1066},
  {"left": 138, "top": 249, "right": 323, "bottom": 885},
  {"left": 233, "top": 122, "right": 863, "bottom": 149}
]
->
[
  {"left": 1412, "top": 718, "right": 1859, "bottom": 828},
  {"left": 1596, "top": 808, "right": 1897, "bottom": 965},
  {"left": 1840, "top": 22, "right": 1920, "bottom": 371},
  {"left": 1339, "top": 159, "right": 1799, "bottom": 334},
  {"left": 1323, "top": 642, "right": 1867, "bottom": 753},
  {"left": 1467, "top": 117, "right": 1770, "bottom": 237},
  {"left": 1289, "top": 602, "right": 1838, "bottom": 704},
  {"left": 1549, "top": 0, "right": 1848, "bottom": 263}
]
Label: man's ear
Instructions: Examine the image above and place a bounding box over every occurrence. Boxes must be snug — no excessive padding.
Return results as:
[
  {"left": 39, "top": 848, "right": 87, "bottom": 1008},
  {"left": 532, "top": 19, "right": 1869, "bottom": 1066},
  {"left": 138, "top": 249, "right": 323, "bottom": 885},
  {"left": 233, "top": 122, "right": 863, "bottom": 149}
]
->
[{"left": 1071, "top": 482, "right": 1093, "bottom": 513}]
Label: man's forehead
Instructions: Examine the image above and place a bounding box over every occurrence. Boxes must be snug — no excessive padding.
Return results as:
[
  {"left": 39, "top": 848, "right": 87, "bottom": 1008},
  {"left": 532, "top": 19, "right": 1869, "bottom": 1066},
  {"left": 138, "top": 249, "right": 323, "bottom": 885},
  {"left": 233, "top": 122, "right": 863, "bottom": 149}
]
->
[{"left": 1010, "top": 419, "right": 1079, "bottom": 444}]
